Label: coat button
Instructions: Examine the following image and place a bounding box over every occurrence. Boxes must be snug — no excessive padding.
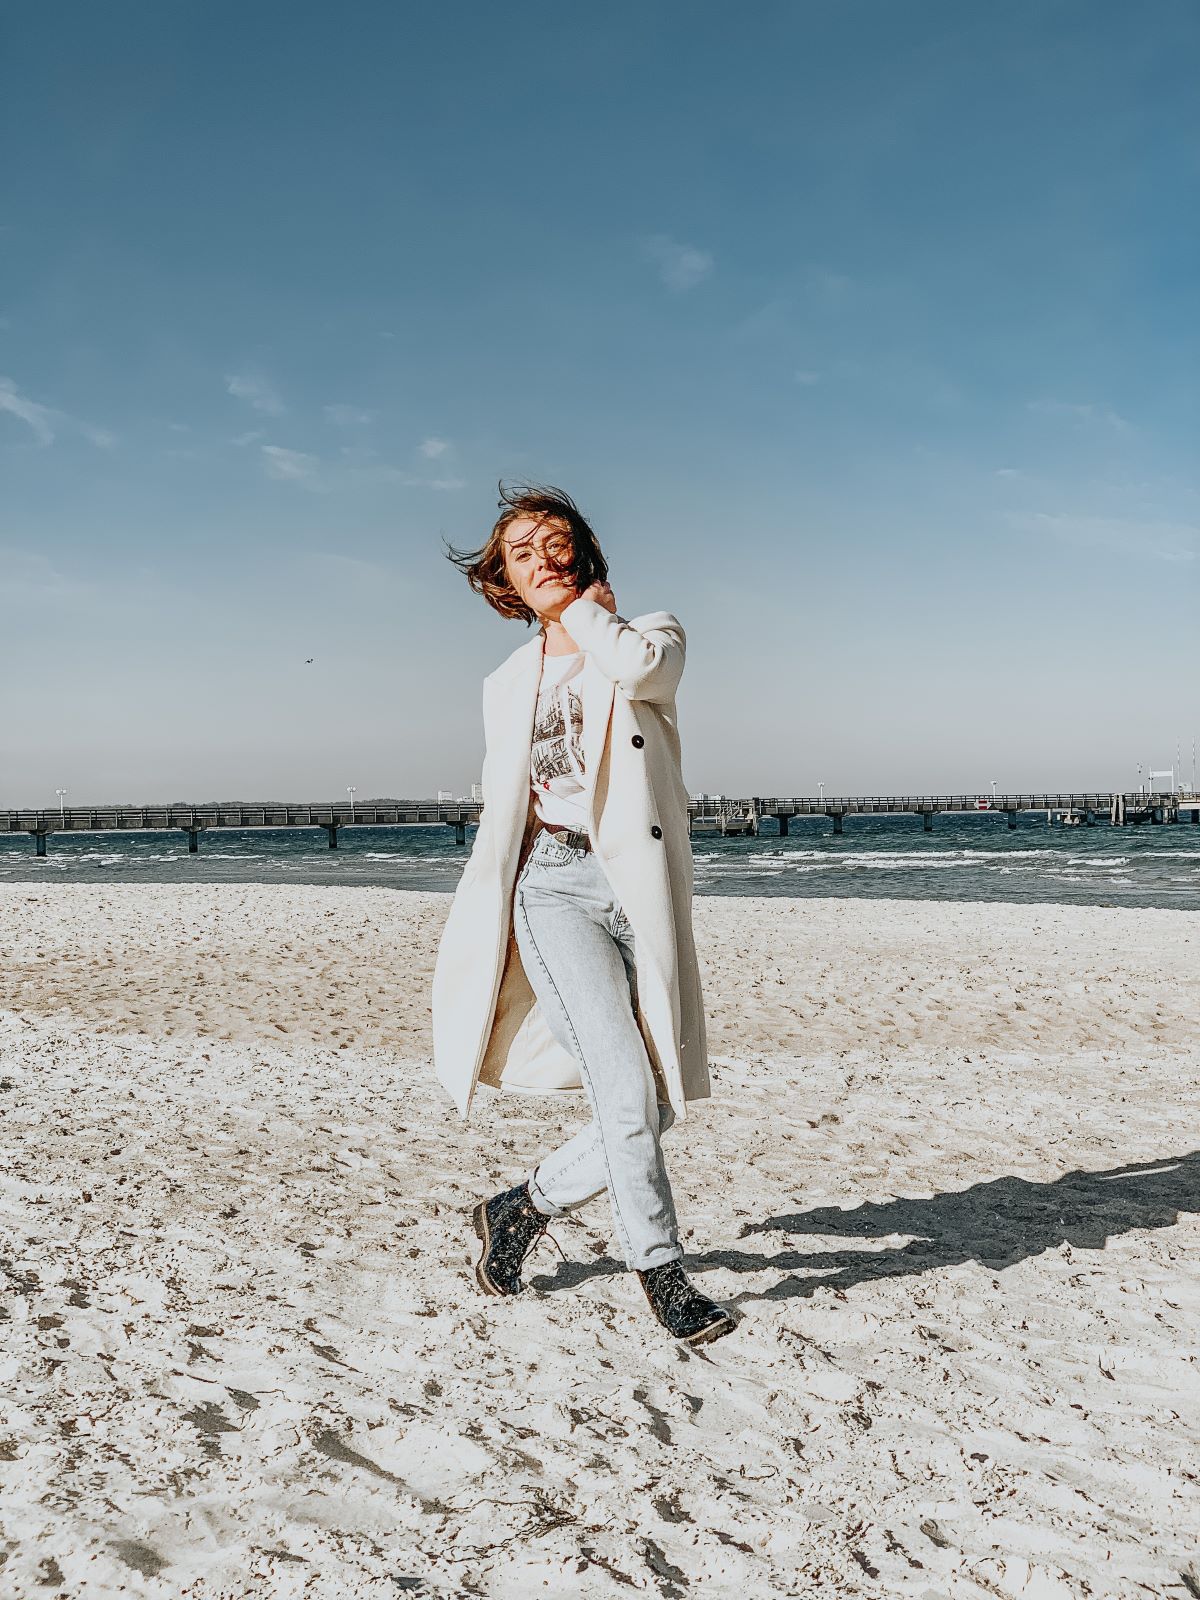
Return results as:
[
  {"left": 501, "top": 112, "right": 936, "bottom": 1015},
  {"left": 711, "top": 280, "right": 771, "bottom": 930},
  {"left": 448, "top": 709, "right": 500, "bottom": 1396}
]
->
[
  {"left": 650, "top": 824, "right": 663, "bottom": 839},
  {"left": 631, "top": 734, "right": 644, "bottom": 748}
]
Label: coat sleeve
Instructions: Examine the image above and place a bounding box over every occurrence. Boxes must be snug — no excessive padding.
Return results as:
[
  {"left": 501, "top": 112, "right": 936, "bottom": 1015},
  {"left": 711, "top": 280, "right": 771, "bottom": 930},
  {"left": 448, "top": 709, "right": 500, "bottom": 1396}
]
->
[{"left": 559, "top": 598, "right": 685, "bottom": 704}]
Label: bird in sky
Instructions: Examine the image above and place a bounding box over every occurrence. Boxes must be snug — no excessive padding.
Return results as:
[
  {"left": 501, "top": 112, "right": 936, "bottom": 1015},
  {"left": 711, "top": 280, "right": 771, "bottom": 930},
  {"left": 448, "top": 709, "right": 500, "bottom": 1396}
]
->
[{"left": 305, "top": 658, "right": 314, "bottom": 664}]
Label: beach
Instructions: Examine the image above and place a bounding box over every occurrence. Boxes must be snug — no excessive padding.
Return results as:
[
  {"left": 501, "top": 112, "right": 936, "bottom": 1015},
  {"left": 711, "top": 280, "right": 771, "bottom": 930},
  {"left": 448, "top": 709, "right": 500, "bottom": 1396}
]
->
[{"left": 2, "top": 883, "right": 1198, "bottom": 1597}]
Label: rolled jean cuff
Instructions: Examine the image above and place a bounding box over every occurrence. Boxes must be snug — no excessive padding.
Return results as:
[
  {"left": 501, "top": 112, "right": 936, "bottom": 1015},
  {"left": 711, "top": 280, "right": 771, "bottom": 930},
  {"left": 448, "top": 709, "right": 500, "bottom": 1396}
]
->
[
  {"left": 527, "top": 1167, "right": 568, "bottom": 1218},
  {"left": 632, "top": 1243, "right": 685, "bottom": 1271}
]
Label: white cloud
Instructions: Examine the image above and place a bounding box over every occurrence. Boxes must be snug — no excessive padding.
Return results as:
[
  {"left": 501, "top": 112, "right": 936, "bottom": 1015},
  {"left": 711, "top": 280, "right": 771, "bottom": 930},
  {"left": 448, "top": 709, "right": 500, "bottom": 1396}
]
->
[
  {"left": 645, "top": 235, "right": 714, "bottom": 292},
  {"left": 0, "top": 375, "right": 115, "bottom": 448},
  {"left": 731, "top": 297, "right": 793, "bottom": 343},
  {"left": 1027, "top": 398, "right": 1130, "bottom": 432},
  {"left": 1015, "top": 511, "right": 1196, "bottom": 563},
  {"left": 253, "top": 445, "right": 462, "bottom": 493},
  {"left": 226, "top": 373, "right": 285, "bottom": 416},
  {"left": 807, "top": 267, "right": 852, "bottom": 304},
  {"left": 324, "top": 403, "right": 373, "bottom": 427},
  {"left": 419, "top": 436, "right": 450, "bottom": 458},
  {"left": 261, "top": 444, "right": 319, "bottom": 484},
  {"left": 0, "top": 375, "right": 56, "bottom": 444},
  {"left": 232, "top": 429, "right": 264, "bottom": 447},
  {"left": 0, "top": 549, "right": 74, "bottom": 605},
  {"left": 794, "top": 369, "right": 821, "bottom": 386}
]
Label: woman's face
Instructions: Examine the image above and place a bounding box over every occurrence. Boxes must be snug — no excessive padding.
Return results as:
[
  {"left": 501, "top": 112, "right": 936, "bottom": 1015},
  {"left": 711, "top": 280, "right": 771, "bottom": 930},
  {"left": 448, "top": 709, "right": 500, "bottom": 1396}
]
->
[{"left": 502, "top": 516, "right": 577, "bottom": 620}]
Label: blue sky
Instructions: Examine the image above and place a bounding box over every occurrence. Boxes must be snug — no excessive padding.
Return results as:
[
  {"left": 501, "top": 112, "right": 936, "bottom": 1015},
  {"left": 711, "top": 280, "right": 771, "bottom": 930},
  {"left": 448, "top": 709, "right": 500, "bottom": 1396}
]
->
[{"left": 3, "top": 1, "right": 1197, "bottom": 804}]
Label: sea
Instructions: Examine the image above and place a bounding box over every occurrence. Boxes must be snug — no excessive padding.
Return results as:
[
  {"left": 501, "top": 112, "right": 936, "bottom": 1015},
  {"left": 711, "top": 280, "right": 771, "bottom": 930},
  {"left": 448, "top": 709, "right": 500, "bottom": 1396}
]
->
[{"left": 2, "top": 812, "right": 1198, "bottom": 909}]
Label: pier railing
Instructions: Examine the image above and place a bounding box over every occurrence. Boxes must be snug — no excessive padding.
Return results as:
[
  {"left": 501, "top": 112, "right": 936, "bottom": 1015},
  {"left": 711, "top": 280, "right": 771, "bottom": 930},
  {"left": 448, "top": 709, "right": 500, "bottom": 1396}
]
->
[
  {"left": 2, "top": 792, "right": 1195, "bottom": 856},
  {"left": 755, "top": 794, "right": 1119, "bottom": 812}
]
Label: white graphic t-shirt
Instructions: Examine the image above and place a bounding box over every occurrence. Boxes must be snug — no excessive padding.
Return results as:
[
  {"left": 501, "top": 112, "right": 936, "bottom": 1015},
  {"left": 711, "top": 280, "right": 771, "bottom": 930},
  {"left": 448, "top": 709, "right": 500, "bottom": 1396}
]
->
[{"left": 530, "top": 648, "right": 589, "bottom": 831}]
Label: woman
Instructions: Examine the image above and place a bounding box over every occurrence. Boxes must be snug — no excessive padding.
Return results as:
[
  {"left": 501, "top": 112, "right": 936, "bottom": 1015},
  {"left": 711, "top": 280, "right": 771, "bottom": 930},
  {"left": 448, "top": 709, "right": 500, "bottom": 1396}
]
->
[{"left": 433, "top": 484, "right": 734, "bottom": 1345}]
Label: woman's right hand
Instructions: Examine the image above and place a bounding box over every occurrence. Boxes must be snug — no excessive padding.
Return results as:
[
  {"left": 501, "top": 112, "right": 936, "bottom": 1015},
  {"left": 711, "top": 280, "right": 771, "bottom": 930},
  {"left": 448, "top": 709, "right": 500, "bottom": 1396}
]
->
[{"left": 577, "top": 579, "right": 618, "bottom": 614}]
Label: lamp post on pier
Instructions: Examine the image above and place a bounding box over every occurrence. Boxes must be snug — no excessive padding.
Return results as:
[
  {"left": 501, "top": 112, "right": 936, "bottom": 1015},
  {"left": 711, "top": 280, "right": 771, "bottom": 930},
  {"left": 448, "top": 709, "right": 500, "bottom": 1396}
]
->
[
  {"left": 347, "top": 786, "right": 356, "bottom": 821},
  {"left": 55, "top": 788, "right": 67, "bottom": 822}
]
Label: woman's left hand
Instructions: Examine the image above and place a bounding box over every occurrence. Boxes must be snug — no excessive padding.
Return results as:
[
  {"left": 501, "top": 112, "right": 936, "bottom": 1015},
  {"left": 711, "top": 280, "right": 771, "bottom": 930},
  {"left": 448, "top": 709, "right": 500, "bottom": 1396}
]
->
[{"left": 578, "top": 579, "right": 618, "bottom": 614}]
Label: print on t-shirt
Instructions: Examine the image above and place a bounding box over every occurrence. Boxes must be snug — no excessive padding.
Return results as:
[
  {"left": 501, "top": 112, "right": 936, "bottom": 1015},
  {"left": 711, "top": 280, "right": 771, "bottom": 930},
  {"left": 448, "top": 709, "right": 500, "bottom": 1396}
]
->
[{"left": 530, "top": 649, "right": 589, "bottom": 830}]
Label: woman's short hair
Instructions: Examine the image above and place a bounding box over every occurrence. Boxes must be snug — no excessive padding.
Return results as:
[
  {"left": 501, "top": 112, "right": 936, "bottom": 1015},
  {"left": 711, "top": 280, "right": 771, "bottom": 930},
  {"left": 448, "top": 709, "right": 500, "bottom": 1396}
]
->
[{"left": 445, "top": 481, "right": 608, "bottom": 623}]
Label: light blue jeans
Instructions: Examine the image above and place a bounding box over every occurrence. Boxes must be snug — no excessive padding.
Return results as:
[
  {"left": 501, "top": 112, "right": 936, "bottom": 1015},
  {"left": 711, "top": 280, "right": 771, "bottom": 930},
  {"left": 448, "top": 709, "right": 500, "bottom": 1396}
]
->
[{"left": 513, "top": 828, "right": 683, "bottom": 1272}]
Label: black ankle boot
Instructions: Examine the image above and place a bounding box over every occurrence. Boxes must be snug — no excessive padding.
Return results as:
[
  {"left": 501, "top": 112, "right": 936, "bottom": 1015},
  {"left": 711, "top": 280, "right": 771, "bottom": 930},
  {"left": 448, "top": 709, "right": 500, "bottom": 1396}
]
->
[
  {"left": 637, "top": 1262, "right": 736, "bottom": 1345},
  {"left": 472, "top": 1181, "right": 550, "bottom": 1297}
]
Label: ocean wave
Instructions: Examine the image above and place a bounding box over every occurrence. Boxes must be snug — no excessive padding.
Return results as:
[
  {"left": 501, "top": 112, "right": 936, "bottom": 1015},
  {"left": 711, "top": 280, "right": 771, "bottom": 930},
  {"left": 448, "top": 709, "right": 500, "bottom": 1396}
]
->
[{"left": 699, "top": 849, "right": 1064, "bottom": 869}]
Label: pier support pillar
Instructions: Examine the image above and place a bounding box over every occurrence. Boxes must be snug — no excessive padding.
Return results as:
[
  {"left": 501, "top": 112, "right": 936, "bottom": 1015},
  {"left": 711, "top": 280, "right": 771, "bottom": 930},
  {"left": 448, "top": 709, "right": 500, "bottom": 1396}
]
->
[
  {"left": 1084, "top": 810, "right": 1094, "bottom": 827},
  {"left": 32, "top": 830, "right": 47, "bottom": 858},
  {"left": 777, "top": 814, "right": 789, "bottom": 838},
  {"left": 1006, "top": 810, "right": 1018, "bottom": 830},
  {"left": 187, "top": 828, "right": 199, "bottom": 854},
  {"left": 923, "top": 810, "right": 933, "bottom": 834},
  {"left": 831, "top": 812, "right": 844, "bottom": 836},
  {"left": 324, "top": 824, "right": 339, "bottom": 849},
  {"left": 1193, "top": 809, "right": 1199, "bottom": 825},
  {"left": 451, "top": 820, "right": 466, "bottom": 846}
]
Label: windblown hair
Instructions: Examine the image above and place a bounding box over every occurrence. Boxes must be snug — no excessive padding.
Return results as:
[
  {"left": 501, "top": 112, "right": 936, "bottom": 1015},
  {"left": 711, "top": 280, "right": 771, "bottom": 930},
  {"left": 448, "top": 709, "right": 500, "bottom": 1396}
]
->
[{"left": 444, "top": 481, "right": 608, "bottom": 624}]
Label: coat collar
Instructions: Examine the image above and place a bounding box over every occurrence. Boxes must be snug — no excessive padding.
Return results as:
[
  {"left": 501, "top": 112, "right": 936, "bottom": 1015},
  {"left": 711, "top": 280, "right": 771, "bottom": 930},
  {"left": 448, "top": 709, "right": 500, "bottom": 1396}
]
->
[{"left": 487, "top": 626, "right": 544, "bottom": 685}]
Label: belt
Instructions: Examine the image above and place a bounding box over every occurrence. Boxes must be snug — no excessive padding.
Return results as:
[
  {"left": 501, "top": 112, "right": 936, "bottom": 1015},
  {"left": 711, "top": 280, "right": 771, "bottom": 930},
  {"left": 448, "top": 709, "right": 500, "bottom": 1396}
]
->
[{"left": 540, "top": 823, "right": 593, "bottom": 854}]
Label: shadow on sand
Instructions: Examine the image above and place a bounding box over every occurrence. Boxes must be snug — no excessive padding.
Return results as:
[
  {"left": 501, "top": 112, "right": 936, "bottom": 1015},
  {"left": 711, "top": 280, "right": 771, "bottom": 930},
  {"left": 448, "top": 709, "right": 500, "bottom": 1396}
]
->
[{"left": 529, "top": 1152, "right": 1200, "bottom": 1305}]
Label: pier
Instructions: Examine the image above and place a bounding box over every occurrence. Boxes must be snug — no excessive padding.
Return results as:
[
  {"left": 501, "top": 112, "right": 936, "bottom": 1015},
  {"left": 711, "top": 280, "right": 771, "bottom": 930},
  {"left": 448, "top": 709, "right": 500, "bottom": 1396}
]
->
[
  {"left": 3, "top": 793, "right": 1197, "bottom": 857},
  {"left": 729, "top": 793, "right": 1200, "bottom": 837}
]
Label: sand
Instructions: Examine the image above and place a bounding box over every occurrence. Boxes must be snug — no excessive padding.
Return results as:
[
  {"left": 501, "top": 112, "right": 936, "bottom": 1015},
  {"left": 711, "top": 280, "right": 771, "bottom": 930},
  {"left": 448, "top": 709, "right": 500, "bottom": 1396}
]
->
[{"left": 1, "top": 883, "right": 1197, "bottom": 1598}]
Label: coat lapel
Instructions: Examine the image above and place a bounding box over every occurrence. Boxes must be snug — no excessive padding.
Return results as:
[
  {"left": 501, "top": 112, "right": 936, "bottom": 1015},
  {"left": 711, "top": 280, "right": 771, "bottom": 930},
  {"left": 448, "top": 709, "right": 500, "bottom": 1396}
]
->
[
  {"left": 579, "top": 654, "right": 615, "bottom": 833},
  {"left": 486, "top": 630, "right": 544, "bottom": 871}
]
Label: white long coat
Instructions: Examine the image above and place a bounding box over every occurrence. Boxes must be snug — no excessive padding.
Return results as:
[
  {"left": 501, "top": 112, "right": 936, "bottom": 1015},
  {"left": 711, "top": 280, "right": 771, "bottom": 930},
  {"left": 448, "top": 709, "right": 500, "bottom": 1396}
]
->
[{"left": 431, "top": 597, "right": 710, "bottom": 1122}]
